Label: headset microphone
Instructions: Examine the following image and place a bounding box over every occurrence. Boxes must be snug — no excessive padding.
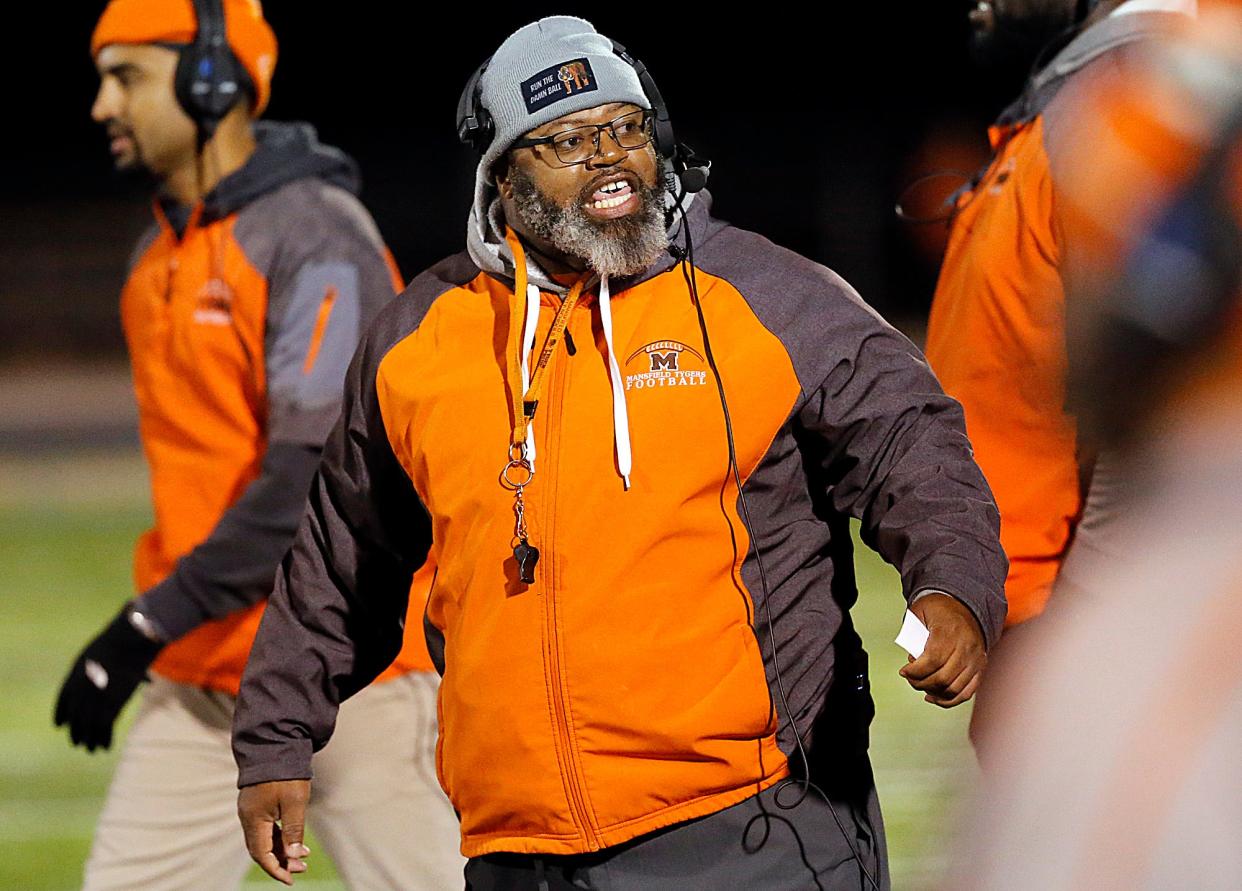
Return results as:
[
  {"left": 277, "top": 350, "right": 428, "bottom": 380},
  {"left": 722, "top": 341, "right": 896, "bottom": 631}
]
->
[{"left": 674, "top": 145, "right": 711, "bottom": 194}]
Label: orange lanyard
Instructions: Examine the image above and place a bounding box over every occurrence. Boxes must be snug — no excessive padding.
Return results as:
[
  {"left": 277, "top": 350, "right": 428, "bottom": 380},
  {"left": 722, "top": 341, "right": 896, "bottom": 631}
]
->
[
  {"left": 500, "top": 229, "right": 590, "bottom": 585},
  {"left": 503, "top": 228, "right": 589, "bottom": 451}
]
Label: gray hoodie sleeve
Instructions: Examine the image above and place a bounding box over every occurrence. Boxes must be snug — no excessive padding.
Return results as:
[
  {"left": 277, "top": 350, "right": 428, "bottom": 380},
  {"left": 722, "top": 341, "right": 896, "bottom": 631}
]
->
[{"left": 134, "top": 183, "right": 399, "bottom": 642}]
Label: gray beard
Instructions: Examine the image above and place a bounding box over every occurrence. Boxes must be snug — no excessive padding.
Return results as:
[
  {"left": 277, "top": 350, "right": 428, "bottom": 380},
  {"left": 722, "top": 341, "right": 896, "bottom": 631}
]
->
[{"left": 508, "top": 167, "right": 669, "bottom": 279}]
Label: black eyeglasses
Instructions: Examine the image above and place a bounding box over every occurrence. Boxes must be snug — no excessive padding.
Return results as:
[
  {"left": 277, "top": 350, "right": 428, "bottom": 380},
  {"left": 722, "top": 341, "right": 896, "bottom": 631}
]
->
[{"left": 510, "top": 109, "right": 654, "bottom": 166}]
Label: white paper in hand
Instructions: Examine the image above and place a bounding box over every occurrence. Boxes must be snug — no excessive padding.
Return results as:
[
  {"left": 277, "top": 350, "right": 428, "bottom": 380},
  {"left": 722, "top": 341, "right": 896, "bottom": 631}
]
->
[{"left": 895, "top": 609, "right": 930, "bottom": 659}]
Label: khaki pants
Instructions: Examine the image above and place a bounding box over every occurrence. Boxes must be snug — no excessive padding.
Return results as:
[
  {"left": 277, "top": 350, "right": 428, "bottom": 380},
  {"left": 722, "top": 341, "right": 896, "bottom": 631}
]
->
[{"left": 83, "top": 672, "right": 464, "bottom": 890}]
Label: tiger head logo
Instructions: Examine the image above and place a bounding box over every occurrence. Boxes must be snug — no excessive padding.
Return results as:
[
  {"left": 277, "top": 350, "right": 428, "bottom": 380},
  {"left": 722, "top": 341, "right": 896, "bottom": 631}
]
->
[{"left": 558, "top": 62, "right": 591, "bottom": 94}]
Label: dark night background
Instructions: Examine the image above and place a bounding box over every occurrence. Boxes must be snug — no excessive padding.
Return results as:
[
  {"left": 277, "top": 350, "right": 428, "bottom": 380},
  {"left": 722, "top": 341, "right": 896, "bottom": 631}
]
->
[{"left": 0, "top": 3, "right": 1029, "bottom": 362}]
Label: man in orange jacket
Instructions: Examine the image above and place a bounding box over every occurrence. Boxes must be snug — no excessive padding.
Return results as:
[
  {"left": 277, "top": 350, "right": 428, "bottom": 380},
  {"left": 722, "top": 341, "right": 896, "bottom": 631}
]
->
[
  {"left": 925, "top": 0, "right": 1196, "bottom": 631},
  {"left": 53, "top": 1, "right": 462, "bottom": 887},
  {"left": 233, "top": 16, "right": 1007, "bottom": 890}
]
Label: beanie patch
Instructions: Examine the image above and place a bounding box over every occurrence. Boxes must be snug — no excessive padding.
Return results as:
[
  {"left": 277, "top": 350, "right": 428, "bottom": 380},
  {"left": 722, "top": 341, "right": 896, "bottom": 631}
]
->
[{"left": 521, "top": 59, "right": 599, "bottom": 113}]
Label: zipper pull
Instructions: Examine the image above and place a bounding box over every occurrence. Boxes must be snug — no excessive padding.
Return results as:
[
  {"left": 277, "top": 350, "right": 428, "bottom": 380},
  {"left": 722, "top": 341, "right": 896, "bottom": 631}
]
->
[{"left": 564, "top": 329, "right": 577, "bottom": 356}]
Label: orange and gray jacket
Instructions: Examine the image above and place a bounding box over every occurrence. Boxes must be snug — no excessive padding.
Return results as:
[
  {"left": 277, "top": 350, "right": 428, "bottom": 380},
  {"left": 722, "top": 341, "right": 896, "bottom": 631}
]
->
[
  {"left": 924, "top": 11, "right": 1182, "bottom": 626},
  {"left": 125, "top": 121, "right": 431, "bottom": 693},
  {"left": 233, "top": 191, "right": 1007, "bottom": 856}
]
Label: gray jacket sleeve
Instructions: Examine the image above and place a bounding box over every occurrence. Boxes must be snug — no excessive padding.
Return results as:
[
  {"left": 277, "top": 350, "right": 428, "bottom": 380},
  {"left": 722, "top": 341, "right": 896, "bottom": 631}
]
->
[
  {"left": 136, "top": 443, "right": 322, "bottom": 640},
  {"left": 232, "top": 308, "right": 433, "bottom": 786},
  {"left": 135, "top": 186, "right": 399, "bottom": 642},
  {"left": 798, "top": 294, "right": 1009, "bottom": 648},
  {"left": 696, "top": 217, "right": 1008, "bottom": 648}
]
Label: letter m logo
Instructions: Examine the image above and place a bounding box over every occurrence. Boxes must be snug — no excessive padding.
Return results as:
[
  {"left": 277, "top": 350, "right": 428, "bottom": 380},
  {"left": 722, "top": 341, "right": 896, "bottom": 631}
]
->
[{"left": 649, "top": 351, "right": 679, "bottom": 371}]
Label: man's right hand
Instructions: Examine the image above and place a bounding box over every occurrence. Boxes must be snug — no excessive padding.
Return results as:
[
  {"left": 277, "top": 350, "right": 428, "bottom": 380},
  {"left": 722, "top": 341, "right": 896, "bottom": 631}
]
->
[{"left": 238, "top": 780, "right": 313, "bottom": 885}]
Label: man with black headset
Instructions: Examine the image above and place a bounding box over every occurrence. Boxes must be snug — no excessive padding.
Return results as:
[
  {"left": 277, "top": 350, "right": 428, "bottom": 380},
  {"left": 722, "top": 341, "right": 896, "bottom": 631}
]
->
[
  {"left": 53, "top": 1, "right": 462, "bottom": 887},
  {"left": 233, "top": 16, "right": 1007, "bottom": 890}
]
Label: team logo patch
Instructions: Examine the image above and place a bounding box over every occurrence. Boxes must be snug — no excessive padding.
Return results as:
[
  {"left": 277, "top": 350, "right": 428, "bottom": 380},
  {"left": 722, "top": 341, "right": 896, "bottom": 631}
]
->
[
  {"left": 192, "top": 277, "right": 234, "bottom": 326},
  {"left": 624, "top": 340, "right": 708, "bottom": 392},
  {"left": 521, "top": 58, "right": 598, "bottom": 113}
]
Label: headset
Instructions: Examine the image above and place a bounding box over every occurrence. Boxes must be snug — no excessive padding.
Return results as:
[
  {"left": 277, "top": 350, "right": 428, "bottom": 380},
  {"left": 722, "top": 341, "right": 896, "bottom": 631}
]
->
[
  {"left": 174, "top": 0, "right": 251, "bottom": 145},
  {"left": 454, "top": 40, "right": 711, "bottom": 195}
]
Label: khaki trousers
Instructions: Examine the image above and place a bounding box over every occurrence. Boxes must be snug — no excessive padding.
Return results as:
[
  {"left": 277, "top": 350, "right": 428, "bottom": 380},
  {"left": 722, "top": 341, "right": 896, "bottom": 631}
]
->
[{"left": 83, "top": 672, "right": 464, "bottom": 890}]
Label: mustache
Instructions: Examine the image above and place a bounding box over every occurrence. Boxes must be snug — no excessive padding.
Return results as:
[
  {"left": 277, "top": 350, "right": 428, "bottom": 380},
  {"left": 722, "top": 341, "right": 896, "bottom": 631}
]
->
[
  {"left": 103, "top": 119, "right": 133, "bottom": 139},
  {"left": 574, "top": 171, "right": 655, "bottom": 213}
]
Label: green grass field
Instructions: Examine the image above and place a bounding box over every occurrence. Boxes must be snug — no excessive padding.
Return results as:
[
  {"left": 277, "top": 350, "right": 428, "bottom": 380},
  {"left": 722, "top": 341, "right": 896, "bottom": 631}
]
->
[{"left": 0, "top": 450, "right": 976, "bottom": 890}]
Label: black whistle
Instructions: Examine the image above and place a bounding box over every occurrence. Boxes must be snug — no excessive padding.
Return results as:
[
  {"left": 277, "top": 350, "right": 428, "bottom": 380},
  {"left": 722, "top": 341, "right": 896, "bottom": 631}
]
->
[{"left": 514, "top": 540, "right": 540, "bottom": 584}]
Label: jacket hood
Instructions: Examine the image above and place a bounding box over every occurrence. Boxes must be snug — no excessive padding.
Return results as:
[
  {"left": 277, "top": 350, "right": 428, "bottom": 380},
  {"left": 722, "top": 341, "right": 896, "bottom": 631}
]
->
[
  {"left": 465, "top": 164, "right": 699, "bottom": 295},
  {"left": 161, "top": 121, "right": 361, "bottom": 232},
  {"left": 999, "top": 9, "right": 1186, "bottom": 125}
]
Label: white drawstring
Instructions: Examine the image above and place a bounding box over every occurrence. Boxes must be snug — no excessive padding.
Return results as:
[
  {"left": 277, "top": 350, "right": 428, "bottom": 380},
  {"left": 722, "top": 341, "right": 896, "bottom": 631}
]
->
[
  {"left": 520, "top": 281, "right": 540, "bottom": 470},
  {"left": 598, "top": 275, "right": 633, "bottom": 490},
  {"left": 521, "top": 276, "right": 633, "bottom": 489}
]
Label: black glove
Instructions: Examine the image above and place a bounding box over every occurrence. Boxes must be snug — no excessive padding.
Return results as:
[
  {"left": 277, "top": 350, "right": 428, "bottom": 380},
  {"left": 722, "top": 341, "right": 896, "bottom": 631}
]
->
[{"left": 54, "top": 603, "right": 165, "bottom": 752}]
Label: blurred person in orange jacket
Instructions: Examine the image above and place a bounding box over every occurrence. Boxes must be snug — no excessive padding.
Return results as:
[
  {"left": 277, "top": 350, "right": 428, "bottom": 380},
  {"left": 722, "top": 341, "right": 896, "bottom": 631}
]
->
[
  {"left": 950, "top": 6, "right": 1242, "bottom": 886},
  {"left": 229, "top": 15, "right": 1009, "bottom": 891},
  {"left": 52, "top": 1, "right": 462, "bottom": 888},
  {"left": 928, "top": 0, "right": 1196, "bottom": 631},
  {"left": 922, "top": 0, "right": 1196, "bottom": 739}
]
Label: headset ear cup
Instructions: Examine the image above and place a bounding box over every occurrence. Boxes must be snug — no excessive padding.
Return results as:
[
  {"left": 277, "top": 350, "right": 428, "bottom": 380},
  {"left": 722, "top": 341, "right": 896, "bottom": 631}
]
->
[
  {"left": 206, "top": 48, "right": 245, "bottom": 120},
  {"left": 466, "top": 107, "right": 494, "bottom": 154},
  {"left": 474, "top": 108, "right": 494, "bottom": 153},
  {"left": 653, "top": 117, "right": 676, "bottom": 163},
  {"left": 456, "top": 58, "right": 494, "bottom": 153},
  {"left": 174, "top": 46, "right": 199, "bottom": 123},
  {"left": 176, "top": 44, "right": 244, "bottom": 137},
  {"left": 178, "top": 0, "right": 247, "bottom": 140}
]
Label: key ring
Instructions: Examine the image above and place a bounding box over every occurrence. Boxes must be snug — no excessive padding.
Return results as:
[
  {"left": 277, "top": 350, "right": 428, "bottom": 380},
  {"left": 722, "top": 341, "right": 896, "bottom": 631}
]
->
[
  {"left": 501, "top": 443, "right": 534, "bottom": 490},
  {"left": 501, "top": 459, "right": 534, "bottom": 490}
]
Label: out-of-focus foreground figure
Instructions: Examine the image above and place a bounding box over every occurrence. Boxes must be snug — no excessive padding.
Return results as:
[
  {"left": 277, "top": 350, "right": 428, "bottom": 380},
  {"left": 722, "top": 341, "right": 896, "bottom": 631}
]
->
[{"left": 952, "top": 4, "right": 1242, "bottom": 888}]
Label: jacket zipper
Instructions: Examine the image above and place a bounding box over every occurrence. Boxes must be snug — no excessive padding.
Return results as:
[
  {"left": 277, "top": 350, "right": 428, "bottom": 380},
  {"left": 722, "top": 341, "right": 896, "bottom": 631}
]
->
[
  {"left": 302, "top": 286, "right": 338, "bottom": 374},
  {"left": 156, "top": 250, "right": 178, "bottom": 365},
  {"left": 539, "top": 298, "right": 600, "bottom": 849}
]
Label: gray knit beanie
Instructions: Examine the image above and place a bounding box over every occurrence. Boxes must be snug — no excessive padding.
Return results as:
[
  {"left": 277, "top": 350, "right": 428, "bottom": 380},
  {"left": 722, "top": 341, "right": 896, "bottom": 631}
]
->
[{"left": 477, "top": 16, "right": 649, "bottom": 175}]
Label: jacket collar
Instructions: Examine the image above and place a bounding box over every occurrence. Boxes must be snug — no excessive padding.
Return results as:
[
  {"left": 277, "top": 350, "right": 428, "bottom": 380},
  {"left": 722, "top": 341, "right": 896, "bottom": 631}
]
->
[
  {"left": 157, "top": 121, "right": 361, "bottom": 238},
  {"left": 998, "top": 10, "right": 1186, "bottom": 125}
]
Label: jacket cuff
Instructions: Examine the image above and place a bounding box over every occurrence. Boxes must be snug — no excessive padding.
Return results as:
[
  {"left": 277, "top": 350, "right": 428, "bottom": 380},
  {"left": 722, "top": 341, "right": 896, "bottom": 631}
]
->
[
  {"left": 136, "top": 571, "right": 207, "bottom": 643},
  {"left": 907, "top": 574, "right": 1006, "bottom": 651},
  {"left": 235, "top": 739, "right": 315, "bottom": 789}
]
